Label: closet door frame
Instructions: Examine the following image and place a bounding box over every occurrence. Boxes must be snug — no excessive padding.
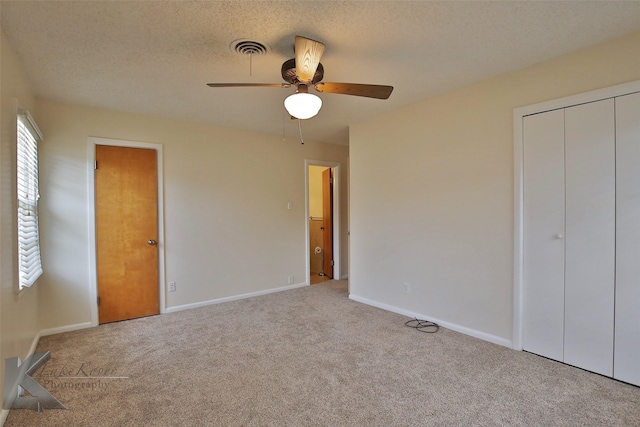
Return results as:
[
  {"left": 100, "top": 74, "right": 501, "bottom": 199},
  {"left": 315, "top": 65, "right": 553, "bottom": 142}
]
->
[
  {"left": 512, "top": 79, "right": 640, "bottom": 350},
  {"left": 614, "top": 92, "right": 640, "bottom": 385}
]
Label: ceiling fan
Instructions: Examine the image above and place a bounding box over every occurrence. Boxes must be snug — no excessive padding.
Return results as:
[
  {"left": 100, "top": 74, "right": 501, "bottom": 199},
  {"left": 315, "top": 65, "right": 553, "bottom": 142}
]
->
[{"left": 207, "top": 35, "right": 394, "bottom": 119}]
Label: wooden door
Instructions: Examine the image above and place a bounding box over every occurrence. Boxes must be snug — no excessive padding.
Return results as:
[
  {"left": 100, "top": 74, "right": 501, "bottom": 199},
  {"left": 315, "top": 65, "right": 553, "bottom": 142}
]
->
[
  {"left": 95, "top": 145, "right": 159, "bottom": 324},
  {"left": 322, "top": 168, "right": 333, "bottom": 279}
]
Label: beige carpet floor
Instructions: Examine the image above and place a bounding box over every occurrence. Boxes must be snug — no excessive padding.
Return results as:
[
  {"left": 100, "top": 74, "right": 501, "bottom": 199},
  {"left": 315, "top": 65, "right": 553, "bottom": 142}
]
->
[{"left": 6, "top": 280, "right": 640, "bottom": 426}]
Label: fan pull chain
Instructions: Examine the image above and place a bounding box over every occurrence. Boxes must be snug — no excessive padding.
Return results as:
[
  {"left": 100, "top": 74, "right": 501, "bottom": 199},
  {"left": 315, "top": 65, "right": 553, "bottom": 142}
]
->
[
  {"left": 298, "top": 119, "right": 304, "bottom": 145},
  {"left": 249, "top": 53, "right": 253, "bottom": 77}
]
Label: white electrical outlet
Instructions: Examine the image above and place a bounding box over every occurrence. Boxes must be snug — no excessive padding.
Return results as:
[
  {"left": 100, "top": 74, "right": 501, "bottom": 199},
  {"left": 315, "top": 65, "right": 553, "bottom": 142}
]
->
[
  {"left": 288, "top": 275, "right": 294, "bottom": 285},
  {"left": 168, "top": 281, "right": 176, "bottom": 292},
  {"left": 403, "top": 283, "right": 411, "bottom": 294}
]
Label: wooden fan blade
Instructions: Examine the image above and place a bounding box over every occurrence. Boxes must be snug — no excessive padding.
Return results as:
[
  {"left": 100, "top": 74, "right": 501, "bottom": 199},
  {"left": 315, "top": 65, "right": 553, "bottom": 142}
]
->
[
  {"left": 207, "top": 83, "right": 291, "bottom": 88},
  {"left": 315, "top": 82, "right": 393, "bottom": 99},
  {"left": 295, "top": 36, "right": 325, "bottom": 84}
]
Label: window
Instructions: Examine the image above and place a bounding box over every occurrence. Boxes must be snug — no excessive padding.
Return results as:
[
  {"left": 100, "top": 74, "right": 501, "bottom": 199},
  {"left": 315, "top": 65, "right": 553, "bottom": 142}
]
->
[{"left": 17, "top": 110, "right": 43, "bottom": 290}]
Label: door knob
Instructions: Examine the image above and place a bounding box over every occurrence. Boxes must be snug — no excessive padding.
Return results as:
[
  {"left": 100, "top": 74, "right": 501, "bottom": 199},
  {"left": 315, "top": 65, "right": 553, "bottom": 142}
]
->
[
  {"left": 148, "top": 239, "right": 158, "bottom": 246},
  {"left": 554, "top": 234, "right": 563, "bottom": 240}
]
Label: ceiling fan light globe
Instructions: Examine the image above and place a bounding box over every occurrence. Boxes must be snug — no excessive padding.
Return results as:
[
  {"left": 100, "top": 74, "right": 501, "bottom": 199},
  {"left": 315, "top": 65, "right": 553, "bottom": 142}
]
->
[{"left": 284, "top": 93, "right": 322, "bottom": 119}]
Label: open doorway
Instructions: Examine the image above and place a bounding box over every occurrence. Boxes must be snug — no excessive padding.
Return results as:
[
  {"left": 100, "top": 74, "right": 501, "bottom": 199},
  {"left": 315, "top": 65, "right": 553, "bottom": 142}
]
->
[{"left": 306, "top": 160, "right": 341, "bottom": 285}]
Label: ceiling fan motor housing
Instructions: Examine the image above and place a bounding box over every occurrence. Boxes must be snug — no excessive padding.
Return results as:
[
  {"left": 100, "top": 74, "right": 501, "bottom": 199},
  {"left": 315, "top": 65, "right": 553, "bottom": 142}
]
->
[{"left": 281, "top": 58, "right": 324, "bottom": 85}]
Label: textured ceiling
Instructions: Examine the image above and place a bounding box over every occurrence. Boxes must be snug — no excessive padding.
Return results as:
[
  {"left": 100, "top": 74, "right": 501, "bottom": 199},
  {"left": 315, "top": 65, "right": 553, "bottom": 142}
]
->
[{"left": 2, "top": 1, "right": 640, "bottom": 145}]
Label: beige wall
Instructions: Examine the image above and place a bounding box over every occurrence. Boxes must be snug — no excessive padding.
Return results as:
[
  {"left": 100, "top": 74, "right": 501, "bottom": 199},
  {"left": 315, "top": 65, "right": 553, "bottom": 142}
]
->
[
  {"left": 0, "top": 29, "right": 40, "bottom": 418},
  {"left": 350, "top": 31, "right": 640, "bottom": 345},
  {"left": 34, "top": 99, "right": 349, "bottom": 329}
]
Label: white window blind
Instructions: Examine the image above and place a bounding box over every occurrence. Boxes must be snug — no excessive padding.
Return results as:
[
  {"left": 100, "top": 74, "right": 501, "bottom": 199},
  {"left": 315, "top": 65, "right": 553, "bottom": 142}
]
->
[{"left": 17, "top": 110, "right": 43, "bottom": 290}]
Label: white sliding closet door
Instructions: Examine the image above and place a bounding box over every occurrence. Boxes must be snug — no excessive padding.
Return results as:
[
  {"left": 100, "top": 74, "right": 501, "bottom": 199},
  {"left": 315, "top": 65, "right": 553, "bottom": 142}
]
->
[
  {"left": 564, "top": 99, "right": 615, "bottom": 376},
  {"left": 522, "top": 110, "right": 566, "bottom": 361},
  {"left": 614, "top": 92, "right": 640, "bottom": 387}
]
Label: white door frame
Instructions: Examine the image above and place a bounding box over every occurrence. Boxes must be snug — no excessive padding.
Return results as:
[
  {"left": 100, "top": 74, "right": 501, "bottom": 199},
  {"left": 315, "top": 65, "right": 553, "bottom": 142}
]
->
[
  {"left": 305, "top": 159, "right": 341, "bottom": 283},
  {"left": 512, "top": 79, "right": 640, "bottom": 350},
  {"left": 87, "top": 137, "right": 166, "bottom": 327}
]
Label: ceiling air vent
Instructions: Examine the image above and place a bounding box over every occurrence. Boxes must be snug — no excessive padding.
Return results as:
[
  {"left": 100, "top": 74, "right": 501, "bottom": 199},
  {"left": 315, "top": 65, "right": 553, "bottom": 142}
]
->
[{"left": 229, "top": 39, "right": 269, "bottom": 56}]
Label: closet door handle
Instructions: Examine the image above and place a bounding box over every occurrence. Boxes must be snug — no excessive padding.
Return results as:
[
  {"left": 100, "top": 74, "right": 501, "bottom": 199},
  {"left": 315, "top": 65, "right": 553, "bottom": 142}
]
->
[{"left": 554, "top": 234, "right": 564, "bottom": 240}]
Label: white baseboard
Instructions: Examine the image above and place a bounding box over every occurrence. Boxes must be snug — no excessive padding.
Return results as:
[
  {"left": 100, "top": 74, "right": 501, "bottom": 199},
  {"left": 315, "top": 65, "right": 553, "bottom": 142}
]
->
[
  {"left": 27, "top": 330, "right": 41, "bottom": 358},
  {"left": 165, "top": 282, "right": 308, "bottom": 313},
  {"left": 0, "top": 409, "right": 9, "bottom": 426},
  {"left": 340, "top": 275, "right": 349, "bottom": 280},
  {"left": 348, "top": 294, "right": 513, "bottom": 349},
  {"left": 39, "top": 322, "right": 93, "bottom": 337}
]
